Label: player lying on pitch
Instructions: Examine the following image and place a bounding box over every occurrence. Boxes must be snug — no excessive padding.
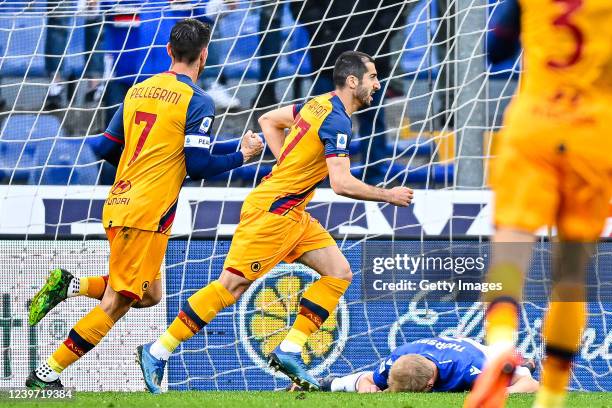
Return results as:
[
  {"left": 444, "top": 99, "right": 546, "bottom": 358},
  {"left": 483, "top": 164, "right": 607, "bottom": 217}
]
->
[
  {"left": 136, "top": 50, "right": 414, "bottom": 393},
  {"left": 25, "top": 19, "right": 263, "bottom": 389},
  {"left": 291, "top": 336, "right": 538, "bottom": 394}
]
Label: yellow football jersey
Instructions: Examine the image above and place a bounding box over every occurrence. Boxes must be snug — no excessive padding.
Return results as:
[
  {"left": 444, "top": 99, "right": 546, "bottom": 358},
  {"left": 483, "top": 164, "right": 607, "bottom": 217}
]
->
[
  {"left": 518, "top": 0, "right": 612, "bottom": 106},
  {"left": 102, "top": 71, "right": 216, "bottom": 234},
  {"left": 245, "top": 92, "right": 353, "bottom": 221}
]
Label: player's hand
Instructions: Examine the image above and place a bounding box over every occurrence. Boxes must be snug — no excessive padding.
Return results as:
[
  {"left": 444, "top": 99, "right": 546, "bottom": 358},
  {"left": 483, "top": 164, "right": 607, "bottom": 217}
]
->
[
  {"left": 384, "top": 186, "right": 414, "bottom": 207},
  {"left": 240, "top": 130, "right": 264, "bottom": 163}
]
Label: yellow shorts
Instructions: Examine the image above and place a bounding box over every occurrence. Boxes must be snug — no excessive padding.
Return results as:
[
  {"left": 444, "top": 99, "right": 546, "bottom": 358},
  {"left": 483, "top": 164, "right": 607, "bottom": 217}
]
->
[
  {"left": 492, "top": 112, "right": 612, "bottom": 241},
  {"left": 106, "top": 226, "right": 168, "bottom": 300},
  {"left": 223, "top": 201, "right": 337, "bottom": 280}
]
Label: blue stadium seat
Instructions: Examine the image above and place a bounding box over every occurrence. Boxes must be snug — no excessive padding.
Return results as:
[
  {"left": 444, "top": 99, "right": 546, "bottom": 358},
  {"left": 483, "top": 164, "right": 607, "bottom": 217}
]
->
[
  {"left": 0, "top": 114, "right": 62, "bottom": 183},
  {"left": 0, "top": 14, "right": 46, "bottom": 77},
  {"left": 36, "top": 138, "right": 100, "bottom": 185},
  {"left": 0, "top": 6, "right": 85, "bottom": 78},
  {"left": 349, "top": 162, "right": 454, "bottom": 184},
  {"left": 216, "top": 5, "right": 260, "bottom": 79},
  {"left": 390, "top": 137, "right": 434, "bottom": 157},
  {"left": 350, "top": 161, "right": 366, "bottom": 179},
  {"left": 385, "top": 162, "right": 454, "bottom": 184}
]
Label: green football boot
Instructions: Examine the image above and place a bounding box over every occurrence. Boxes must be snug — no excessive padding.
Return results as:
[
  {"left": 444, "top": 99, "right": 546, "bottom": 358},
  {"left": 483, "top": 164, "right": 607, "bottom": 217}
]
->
[
  {"left": 29, "top": 268, "right": 74, "bottom": 326},
  {"left": 25, "top": 370, "right": 64, "bottom": 389}
]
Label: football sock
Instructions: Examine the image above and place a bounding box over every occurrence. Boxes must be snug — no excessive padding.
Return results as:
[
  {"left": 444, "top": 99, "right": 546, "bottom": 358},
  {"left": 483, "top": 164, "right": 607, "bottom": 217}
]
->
[
  {"left": 534, "top": 301, "right": 585, "bottom": 408},
  {"left": 330, "top": 372, "right": 368, "bottom": 392},
  {"left": 484, "top": 297, "right": 519, "bottom": 355},
  {"left": 150, "top": 280, "right": 235, "bottom": 360},
  {"left": 35, "top": 361, "right": 59, "bottom": 382},
  {"left": 45, "top": 306, "right": 114, "bottom": 376},
  {"left": 280, "top": 276, "right": 350, "bottom": 352},
  {"left": 66, "top": 277, "right": 80, "bottom": 297},
  {"left": 67, "top": 276, "right": 108, "bottom": 299},
  {"left": 483, "top": 262, "right": 523, "bottom": 358}
]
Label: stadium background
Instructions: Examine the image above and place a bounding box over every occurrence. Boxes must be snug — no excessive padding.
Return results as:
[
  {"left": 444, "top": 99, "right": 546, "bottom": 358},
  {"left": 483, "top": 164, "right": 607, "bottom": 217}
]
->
[{"left": 0, "top": 0, "right": 610, "bottom": 395}]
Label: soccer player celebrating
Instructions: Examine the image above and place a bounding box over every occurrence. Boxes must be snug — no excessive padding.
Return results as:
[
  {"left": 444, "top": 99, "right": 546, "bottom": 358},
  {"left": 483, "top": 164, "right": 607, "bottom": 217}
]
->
[
  {"left": 137, "top": 51, "right": 414, "bottom": 393},
  {"left": 25, "top": 19, "right": 263, "bottom": 389},
  {"left": 309, "top": 336, "right": 537, "bottom": 394},
  {"left": 465, "top": 1, "right": 612, "bottom": 407}
]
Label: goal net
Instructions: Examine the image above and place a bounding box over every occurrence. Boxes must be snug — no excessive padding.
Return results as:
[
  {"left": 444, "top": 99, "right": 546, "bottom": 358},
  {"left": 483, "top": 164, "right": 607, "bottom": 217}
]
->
[{"left": 0, "top": 0, "right": 609, "bottom": 392}]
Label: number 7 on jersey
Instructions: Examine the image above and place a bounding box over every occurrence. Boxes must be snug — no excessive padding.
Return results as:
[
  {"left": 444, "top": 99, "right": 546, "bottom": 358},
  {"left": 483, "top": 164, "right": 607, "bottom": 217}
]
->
[{"left": 128, "top": 111, "right": 157, "bottom": 166}]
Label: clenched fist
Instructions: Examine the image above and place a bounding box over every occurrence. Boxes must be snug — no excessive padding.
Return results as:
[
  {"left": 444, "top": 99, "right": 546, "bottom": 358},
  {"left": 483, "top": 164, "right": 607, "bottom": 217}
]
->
[
  {"left": 384, "top": 186, "right": 414, "bottom": 207},
  {"left": 240, "top": 130, "right": 264, "bottom": 163}
]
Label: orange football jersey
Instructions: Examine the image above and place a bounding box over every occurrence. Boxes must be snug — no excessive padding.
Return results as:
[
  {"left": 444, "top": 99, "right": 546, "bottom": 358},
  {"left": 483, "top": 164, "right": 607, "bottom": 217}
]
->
[
  {"left": 102, "top": 71, "right": 216, "bottom": 234},
  {"left": 245, "top": 92, "right": 353, "bottom": 221},
  {"left": 517, "top": 0, "right": 612, "bottom": 107}
]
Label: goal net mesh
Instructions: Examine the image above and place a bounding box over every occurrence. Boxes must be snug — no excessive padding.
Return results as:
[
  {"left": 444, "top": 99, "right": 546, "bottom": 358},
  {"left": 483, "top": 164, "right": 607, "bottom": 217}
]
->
[{"left": 0, "top": 0, "right": 609, "bottom": 392}]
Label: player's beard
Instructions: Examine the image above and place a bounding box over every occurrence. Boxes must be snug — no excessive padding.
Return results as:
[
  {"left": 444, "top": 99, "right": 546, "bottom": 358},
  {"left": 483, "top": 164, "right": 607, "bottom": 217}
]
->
[{"left": 355, "top": 85, "right": 373, "bottom": 110}]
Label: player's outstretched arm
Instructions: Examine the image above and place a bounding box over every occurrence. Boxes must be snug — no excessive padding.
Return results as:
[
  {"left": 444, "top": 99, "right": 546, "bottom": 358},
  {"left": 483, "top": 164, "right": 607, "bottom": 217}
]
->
[
  {"left": 184, "top": 131, "right": 263, "bottom": 181},
  {"left": 258, "top": 105, "right": 295, "bottom": 160},
  {"left": 327, "top": 156, "right": 413, "bottom": 206}
]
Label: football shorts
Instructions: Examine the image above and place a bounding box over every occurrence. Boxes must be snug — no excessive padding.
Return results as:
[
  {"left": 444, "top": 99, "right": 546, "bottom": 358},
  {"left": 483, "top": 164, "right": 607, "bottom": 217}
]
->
[
  {"left": 492, "top": 109, "right": 612, "bottom": 241},
  {"left": 106, "top": 226, "right": 167, "bottom": 300},
  {"left": 223, "top": 201, "right": 337, "bottom": 280}
]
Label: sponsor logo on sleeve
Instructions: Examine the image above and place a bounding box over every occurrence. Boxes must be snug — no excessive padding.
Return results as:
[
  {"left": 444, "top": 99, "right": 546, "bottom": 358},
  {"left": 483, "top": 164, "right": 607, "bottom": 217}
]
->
[
  {"left": 199, "top": 116, "right": 213, "bottom": 134},
  {"left": 337, "top": 133, "right": 348, "bottom": 149}
]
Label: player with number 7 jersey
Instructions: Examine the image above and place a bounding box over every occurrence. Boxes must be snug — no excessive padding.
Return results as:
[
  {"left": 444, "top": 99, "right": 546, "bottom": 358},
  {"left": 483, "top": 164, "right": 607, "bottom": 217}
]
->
[
  {"left": 136, "top": 51, "right": 414, "bottom": 395},
  {"left": 25, "top": 19, "right": 263, "bottom": 390}
]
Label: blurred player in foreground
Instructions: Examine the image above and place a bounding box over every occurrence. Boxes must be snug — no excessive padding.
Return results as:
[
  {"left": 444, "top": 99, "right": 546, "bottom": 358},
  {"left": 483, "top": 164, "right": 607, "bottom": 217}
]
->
[
  {"left": 26, "top": 19, "right": 263, "bottom": 389},
  {"left": 300, "top": 336, "right": 538, "bottom": 394},
  {"left": 465, "top": 1, "right": 612, "bottom": 407},
  {"left": 137, "top": 51, "right": 414, "bottom": 393}
]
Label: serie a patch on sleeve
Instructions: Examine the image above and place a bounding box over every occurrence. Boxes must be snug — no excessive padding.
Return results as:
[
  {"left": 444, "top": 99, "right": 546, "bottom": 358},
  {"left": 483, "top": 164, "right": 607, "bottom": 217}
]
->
[
  {"left": 199, "top": 116, "right": 213, "bottom": 133},
  {"left": 336, "top": 133, "right": 348, "bottom": 149},
  {"left": 184, "top": 135, "right": 211, "bottom": 149}
]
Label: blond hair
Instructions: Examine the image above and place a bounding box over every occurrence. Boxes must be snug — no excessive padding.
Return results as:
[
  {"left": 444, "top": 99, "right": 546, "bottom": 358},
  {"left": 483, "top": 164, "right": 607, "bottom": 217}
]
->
[{"left": 388, "top": 354, "right": 435, "bottom": 392}]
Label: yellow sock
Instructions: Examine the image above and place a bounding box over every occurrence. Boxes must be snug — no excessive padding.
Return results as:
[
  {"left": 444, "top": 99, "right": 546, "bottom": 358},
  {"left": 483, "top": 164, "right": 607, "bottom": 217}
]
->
[
  {"left": 534, "top": 301, "right": 585, "bottom": 407},
  {"left": 287, "top": 276, "right": 350, "bottom": 348},
  {"left": 485, "top": 298, "right": 519, "bottom": 348},
  {"left": 161, "top": 281, "right": 235, "bottom": 353},
  {"left": 483, "top": 262, "right": 523, "bottom": 350},
  {"left": 48, "top": 306, "right": 114, "bottom": 373},
  {"left": 483, "top": 262, "right": 524, "bottom": 304},
  {"left": 533, "top": 386, "right": 567, "bottom": 408},
  {"left": 79, "top": 276, "right": 108, "bottom": 299}
]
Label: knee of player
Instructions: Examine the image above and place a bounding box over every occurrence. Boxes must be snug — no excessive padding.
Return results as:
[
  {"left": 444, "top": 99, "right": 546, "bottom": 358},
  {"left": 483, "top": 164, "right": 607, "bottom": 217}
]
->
[
  {"left": 142, "top": 292, "right": 162, "bottom": 307},
  {"left": 335, "top": 261, "right": 353, "bottom": 283},
  {"left": 149, "top": 291, "right": 162, "bottom": 306},
  {"left": 99, "top": 295, "right": 134, "bottom": 320}
]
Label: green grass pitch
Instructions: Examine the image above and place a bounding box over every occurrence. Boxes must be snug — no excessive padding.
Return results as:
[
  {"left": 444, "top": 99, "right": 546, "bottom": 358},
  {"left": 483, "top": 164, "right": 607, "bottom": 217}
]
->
[{"left": 2, "top": 391, "right": 611, "bottom": 408}]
